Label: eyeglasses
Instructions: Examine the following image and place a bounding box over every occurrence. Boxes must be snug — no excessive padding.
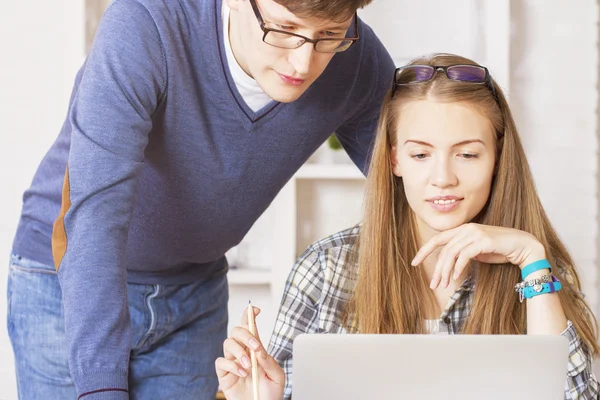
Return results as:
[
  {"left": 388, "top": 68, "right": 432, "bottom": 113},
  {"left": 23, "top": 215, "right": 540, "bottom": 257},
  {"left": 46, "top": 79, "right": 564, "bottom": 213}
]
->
[
  {"left": 249, "top": 0, "right": 359, "bottom": 53},
  {"left": 392, "top": 64, "right": 498, "bottom": 101}
]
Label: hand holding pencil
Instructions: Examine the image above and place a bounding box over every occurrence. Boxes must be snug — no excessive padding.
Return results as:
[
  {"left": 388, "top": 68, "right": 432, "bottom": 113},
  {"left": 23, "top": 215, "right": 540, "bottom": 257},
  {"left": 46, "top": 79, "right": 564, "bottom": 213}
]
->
[{"left": 216, "top": 303, "right": 285, "bottom": 400}]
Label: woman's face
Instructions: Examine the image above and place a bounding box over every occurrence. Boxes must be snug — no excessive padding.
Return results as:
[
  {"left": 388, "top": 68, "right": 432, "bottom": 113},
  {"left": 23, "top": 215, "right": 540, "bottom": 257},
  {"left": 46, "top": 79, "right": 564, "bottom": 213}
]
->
[{"left": 391, "top": 100, "right": 497, "bottom": 242}]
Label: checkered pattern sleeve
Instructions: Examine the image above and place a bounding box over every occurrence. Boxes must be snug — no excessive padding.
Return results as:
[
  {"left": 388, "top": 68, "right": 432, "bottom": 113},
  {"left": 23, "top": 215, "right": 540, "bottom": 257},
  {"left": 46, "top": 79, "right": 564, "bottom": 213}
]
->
[
  {"left": 267, "top": 227, "right": 360, "bottom": 400},
  {"left": 267, "top": 245, "right": 322, "bottom": 400},
  {"left": 562, "top": 320, "right": 599, "bottom": 399}
]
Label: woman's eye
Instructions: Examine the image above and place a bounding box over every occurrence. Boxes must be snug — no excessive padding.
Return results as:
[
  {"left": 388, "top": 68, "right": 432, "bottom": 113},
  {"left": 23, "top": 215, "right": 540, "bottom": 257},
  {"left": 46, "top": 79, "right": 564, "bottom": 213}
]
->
[
  {"left": 323, "top": 31, "right": 340, "bottom": 37},
  {"left": 459, "top": 153, "right": 478, "bottom": 159},
  {"left": 411, "top": 154, "right": 428, "bottom": 160}
]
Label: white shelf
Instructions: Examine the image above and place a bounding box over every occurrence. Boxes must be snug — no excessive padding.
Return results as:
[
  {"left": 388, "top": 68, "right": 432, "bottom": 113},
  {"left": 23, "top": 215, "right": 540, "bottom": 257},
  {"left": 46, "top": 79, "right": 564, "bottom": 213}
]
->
[
  {"left": 295, "top": 164, "right": 366, "bottom": 180},
  {"left": 228, "top": 268, "right": 272, "bottom": 285}
]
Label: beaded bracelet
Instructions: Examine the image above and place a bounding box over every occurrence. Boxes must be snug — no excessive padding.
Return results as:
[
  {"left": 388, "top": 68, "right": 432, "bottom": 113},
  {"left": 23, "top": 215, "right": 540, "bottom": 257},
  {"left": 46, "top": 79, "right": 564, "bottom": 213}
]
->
[
  {"left": 514, "top": 273, "right": 553, "bottom": 291},
  {"left": 515, "top": 275, "right": 561, "bottom": 303}
]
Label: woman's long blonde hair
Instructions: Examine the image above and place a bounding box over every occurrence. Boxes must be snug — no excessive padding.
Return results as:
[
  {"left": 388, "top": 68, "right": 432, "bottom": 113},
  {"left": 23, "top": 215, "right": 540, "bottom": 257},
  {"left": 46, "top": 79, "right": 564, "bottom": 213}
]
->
[{"left": 345, "top": 53, "right": 600, "bottom": 355}]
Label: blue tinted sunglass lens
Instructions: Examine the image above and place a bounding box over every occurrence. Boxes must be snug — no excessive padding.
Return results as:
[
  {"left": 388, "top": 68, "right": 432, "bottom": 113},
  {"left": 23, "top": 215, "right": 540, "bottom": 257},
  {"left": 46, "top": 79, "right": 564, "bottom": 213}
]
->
[
  {"left": 395, "top": 66, "right": 435, "bottom": 84},
  {"left": 446, "top": 66, "right": 487, "bottom": 82}
]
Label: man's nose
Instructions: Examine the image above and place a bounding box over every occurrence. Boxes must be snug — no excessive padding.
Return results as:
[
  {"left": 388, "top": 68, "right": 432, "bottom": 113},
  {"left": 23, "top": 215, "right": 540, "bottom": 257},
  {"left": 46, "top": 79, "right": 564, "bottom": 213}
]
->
[{"left": 289, "top": 42, "right": 314, "bottom": 76}]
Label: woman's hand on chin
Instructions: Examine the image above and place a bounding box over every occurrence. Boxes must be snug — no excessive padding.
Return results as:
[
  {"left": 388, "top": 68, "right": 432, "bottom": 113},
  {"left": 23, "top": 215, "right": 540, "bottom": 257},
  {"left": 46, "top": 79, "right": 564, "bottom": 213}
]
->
[{"left": 411, "top": 223, "right": 546, "bottom": 289}]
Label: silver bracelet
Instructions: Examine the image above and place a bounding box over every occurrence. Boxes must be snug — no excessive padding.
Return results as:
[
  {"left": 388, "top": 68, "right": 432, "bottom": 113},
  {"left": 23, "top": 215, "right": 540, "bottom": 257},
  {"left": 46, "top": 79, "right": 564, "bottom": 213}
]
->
[{"left": 514, "top": 273, "right": 553, "bottom": 291}]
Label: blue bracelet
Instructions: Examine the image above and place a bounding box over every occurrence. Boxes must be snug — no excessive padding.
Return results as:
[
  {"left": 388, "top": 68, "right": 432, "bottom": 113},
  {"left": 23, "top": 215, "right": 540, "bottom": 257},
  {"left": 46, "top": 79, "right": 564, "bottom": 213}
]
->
[
  {"left": 521, "top": 259, "right": 552, "bottom": 280},
  {"left": 522, "top": 280, "right": 562, "bottom": 300}
]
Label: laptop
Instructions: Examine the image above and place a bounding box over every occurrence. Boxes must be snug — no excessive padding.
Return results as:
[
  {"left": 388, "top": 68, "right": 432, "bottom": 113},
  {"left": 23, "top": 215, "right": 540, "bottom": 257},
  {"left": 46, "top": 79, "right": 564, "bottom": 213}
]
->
[{"left": 293, "top": 333, "right": 569, "bottom": 400}]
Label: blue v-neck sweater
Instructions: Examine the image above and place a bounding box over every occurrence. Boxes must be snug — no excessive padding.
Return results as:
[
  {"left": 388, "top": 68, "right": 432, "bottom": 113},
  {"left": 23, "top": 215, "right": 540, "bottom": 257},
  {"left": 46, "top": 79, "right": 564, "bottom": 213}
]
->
[{"left": 12, "top": 0, "right": 394, "bottom": 396}]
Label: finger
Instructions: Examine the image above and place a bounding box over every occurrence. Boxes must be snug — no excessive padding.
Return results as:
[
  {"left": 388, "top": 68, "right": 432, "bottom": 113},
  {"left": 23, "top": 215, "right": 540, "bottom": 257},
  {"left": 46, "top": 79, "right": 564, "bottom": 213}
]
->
[
  {"left": 241, "top": 306, "right": 262, "bottom": 327},
  {"left": 223, "top": 334, "right": 252, "bottom": 369},
  {"left": 215, "top": 358, "right": 246, "bottom": 392},
  {"left": 215, "top": 357, "right": 248, "bottom": 379},
  {"left": 223, "top": 326, "right": 262, "bottom": 368},
  {"left": 242, "top": 317, "right": 280, "bottom": 382},
  {"left": 412, "top": 227, "right": 461, "bottom": 266},
  {"left": 453, "top": 244, "right": 482, "bottom": 280},
  {"left": 438, "top": 237, "right": 474, "bottom": 289},
  {"left": 254, "top": 348, "right": 285, "bottom": 384},
  {"left": 428, "top": 234, "right": 466, "bottom": 289},
  {"left": 429, "top": 245, "right": 449, "bottom": 290},
  {"left": 229, "top": 325, "right": 258, "bottom": 348},
  {"left": 242, "top": 308, "right": 267, "bottom": 353},
  {"left": 227, "top": 325, "right": 268, "bottom": 365},
  {"left": 251, "top": 311, "right": 262, "bottom": 341}
]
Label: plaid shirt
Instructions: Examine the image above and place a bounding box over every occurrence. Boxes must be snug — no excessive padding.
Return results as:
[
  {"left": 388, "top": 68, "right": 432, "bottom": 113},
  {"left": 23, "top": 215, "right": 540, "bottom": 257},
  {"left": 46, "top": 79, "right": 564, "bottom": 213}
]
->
[{"left": 268, "top": 226, "right": 599, "bottom": 400}]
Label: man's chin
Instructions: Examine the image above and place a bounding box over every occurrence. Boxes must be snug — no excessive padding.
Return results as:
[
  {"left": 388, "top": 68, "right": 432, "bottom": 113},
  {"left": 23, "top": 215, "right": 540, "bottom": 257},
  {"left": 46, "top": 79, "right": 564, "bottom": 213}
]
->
[
  {"left": 266, "top": 88, "right": 307, "bottom": 103},
  {"left": 260, "top": 77, "right": 312, "bottom": 103}
]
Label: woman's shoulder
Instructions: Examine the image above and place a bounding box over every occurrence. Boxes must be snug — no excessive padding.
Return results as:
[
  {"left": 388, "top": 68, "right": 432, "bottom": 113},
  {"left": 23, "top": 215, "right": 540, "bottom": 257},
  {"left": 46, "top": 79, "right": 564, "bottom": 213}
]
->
[
  {"left": 306, "top": 225, "right": 361, "bottom": 255},
  {"left": 292, "top": 225, "right": 361, "bottom": 287}
]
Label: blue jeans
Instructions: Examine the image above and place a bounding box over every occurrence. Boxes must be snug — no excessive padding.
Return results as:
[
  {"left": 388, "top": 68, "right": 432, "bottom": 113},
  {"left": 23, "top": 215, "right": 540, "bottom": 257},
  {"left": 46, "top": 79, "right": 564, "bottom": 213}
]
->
[{"left": 7, "top": 254, "right": 228, "bottom": 399}]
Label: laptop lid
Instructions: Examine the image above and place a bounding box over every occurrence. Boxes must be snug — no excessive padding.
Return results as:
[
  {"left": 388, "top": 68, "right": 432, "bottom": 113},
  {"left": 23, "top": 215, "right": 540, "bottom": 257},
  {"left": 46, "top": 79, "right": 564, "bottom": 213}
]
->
[{"left": 293, "top": 333, "right": 569, "bottom": 400}]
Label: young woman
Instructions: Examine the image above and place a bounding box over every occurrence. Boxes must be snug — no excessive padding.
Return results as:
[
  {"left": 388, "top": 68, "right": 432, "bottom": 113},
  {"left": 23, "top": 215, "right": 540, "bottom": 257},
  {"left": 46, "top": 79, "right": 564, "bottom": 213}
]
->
[{"left": 215, "top": 53, "right": 600, "bottom": 400}]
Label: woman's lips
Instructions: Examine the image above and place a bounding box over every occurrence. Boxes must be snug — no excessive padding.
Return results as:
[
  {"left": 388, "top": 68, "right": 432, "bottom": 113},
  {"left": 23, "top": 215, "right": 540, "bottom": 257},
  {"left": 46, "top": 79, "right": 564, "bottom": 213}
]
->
[{"left": 427, "top": 197, "right": 463, "bottom": 212}]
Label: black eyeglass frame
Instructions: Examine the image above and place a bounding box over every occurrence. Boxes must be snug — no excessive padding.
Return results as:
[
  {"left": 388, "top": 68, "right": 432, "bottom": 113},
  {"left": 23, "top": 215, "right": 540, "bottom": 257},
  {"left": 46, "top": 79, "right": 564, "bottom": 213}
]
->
[
  {"left": 249, "top": 0, "right": 359, "bottom": 53},
  {"left": 392, "top": 64, "right": 498, "bottom": 102}
]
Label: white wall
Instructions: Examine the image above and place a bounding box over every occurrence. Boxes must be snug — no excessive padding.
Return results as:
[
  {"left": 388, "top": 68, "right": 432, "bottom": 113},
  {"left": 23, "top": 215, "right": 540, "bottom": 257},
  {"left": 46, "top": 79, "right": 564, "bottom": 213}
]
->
[
  {"left": 0, "top": 1, "right": 84, "bottom": 398},
  {"left": 510, "top": 0, "right": 600, "bottom": 373},
  {"left": 0, "top": 0, "right": 598, "bottom": 398},
  {"left": 510, "top": 0, "right": 599, "bottom": 312}
]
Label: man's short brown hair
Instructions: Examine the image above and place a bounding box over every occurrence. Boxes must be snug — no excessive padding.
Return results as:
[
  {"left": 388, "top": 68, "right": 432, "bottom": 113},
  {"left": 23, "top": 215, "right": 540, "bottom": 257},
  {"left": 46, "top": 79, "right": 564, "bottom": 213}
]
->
[{"left": 273, "top": 0, "right": 372, "bottom": 22}]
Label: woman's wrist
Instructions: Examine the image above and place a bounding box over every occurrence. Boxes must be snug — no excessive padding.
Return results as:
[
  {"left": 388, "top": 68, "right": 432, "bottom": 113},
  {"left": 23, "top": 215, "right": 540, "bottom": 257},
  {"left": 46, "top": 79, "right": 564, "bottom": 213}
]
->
[{"left": 518, "top": 241, "right": 546, "bottom": 271}]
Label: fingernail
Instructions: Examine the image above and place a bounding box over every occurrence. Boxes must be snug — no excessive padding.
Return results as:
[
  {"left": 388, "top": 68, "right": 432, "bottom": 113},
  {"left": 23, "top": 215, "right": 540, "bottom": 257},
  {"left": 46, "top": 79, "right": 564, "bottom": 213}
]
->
[
  {"left": 249, "top": 338, "right": 259, "bottom": 350},
  {"left": 411, "top": 258, "right": 416, "bottom": 266},
  {"left": 242, "top": 356, "right": 251, "bottom": 368},
  {"left": 238, "top": 368, "right": 248, "bottom": 377},
  {"left": 430, "top": 280, "right": 435, "bottom": 289}
]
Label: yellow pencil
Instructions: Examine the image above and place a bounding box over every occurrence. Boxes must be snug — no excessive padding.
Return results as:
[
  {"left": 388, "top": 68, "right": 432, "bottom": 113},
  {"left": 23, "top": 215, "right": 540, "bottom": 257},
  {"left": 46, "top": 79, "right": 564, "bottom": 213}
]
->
[{"left": 247, "top": 301, "right": 259, "bottom": 400}]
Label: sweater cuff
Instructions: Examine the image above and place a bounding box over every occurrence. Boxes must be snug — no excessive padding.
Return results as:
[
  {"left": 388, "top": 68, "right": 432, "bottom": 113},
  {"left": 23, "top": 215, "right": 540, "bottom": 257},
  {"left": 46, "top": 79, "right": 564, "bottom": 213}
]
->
[{"left": 75, "top": 370, "right": 129, "bottom": 399}]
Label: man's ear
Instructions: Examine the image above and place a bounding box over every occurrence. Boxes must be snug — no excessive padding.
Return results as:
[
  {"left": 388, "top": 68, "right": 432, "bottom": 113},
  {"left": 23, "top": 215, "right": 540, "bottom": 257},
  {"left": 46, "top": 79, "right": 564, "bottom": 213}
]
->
[
  {"left": 391, "top": 146, "right": 401, "bottom": 177},
  {"left": 225, "top": 0, "right": 242, "bottom": 11}
]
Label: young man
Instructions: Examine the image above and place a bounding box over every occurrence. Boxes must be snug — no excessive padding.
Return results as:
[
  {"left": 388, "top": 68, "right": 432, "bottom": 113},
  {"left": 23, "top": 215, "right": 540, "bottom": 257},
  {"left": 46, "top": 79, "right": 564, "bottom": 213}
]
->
[{"left": 8, "top": 0, "right": 394, "bottom": 398}]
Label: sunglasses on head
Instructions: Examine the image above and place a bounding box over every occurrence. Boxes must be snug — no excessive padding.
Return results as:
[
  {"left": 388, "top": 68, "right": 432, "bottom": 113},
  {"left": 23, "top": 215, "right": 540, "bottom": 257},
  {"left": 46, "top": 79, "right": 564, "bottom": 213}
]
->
[{"left": 391, "top": 64, "right": 498, "bottom": 102}]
